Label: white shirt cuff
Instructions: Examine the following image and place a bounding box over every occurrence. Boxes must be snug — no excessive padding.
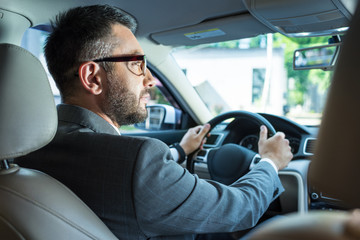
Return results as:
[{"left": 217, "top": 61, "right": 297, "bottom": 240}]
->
[
  {"left": 260, "top": 158, "right": 278, "bottom": 174},
  {"left": 170, "top": 147, "right": 179, "bottom": 162}
]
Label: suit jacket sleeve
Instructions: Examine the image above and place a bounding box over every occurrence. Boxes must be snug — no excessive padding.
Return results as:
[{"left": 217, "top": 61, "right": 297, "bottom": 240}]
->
[{"left": 133, "top": 138, "right": 284, "bottom": 237}]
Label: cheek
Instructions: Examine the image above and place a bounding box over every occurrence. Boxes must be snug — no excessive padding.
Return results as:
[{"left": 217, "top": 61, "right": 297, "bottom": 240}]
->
[
  {"left": 129, "top": 78, "right": 144, "bottom": 98},
  {"left": 112, "top": 64, "right": 144, "bottom": 99}
]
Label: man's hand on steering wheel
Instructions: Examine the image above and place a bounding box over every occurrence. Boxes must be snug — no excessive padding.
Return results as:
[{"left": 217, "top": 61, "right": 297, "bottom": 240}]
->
[
  {"left": 180, "top": 123, "right": 211, "bottom": 155},
  {"left": 258, "top": 125, "right": 293, "bottom": 171}
]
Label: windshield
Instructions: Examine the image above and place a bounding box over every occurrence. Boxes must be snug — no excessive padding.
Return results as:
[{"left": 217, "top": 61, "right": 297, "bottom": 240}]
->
[{"left": 171, "top": 33, "right": 333, "bottom": 126}]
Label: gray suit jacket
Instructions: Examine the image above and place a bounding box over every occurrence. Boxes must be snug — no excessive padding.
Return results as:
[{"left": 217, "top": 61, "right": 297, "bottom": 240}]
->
[{"left": 16, "top": 104, "right": 284, "bottom": 240}]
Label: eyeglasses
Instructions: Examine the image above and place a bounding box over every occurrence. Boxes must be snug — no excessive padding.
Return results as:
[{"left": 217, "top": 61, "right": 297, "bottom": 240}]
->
[{"left": 92, "top": 55, "right": 147, "bottom": 76}]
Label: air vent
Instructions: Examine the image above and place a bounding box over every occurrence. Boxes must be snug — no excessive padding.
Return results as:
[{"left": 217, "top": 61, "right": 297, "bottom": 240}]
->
[{"left": 304, "top": 138, "right": 316, "bottom": 155}]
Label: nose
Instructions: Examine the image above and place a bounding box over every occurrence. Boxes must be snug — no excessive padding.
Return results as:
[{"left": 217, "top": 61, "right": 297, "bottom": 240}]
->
[{"left": 144, "top": 68, "right": 156, "bottom": 88}]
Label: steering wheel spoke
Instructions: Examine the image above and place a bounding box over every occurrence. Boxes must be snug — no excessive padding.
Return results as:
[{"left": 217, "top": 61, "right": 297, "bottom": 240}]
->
[{"left": 193, "top": 148, "right": 217, "bottom": 164}]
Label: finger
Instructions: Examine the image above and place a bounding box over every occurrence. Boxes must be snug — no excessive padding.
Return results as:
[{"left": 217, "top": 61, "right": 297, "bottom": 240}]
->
[
  {"left": 274, "top": 131, "right": 285, "bottom": 139},
  {"left": 259, "top": 125, "right": 268, "bottom": 143},
  {"left": 198, "top": 123, "right": 211, "bottom": 137},
  {"left": 200, "top": 138, "right": 207, "bottom": 149},
  {"left": 191, "top": 125, "right": 203, "bottom": 134}
]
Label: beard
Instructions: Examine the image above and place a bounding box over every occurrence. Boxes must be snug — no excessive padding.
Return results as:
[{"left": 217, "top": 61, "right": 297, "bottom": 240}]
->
[{"left": 102, "top": 71, "right": 148, "bottom": 126}]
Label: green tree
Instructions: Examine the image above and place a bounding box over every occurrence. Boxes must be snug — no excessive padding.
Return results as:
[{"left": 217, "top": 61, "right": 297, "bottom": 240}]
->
[
  {"left": 273, "top": 34, "right": 331, "bottom": 107},
  {"left": 249, "top": 33, "right": 332, "bottom": 108}
]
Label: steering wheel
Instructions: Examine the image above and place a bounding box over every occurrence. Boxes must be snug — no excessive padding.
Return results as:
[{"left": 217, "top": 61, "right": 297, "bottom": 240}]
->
[{"left": 186, "top": 111, "right": 276, "bottom": 185}]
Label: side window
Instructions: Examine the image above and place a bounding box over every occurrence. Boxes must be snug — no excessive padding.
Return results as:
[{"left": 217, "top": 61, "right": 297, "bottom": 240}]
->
[
  {"left": 21, "top": 26, "right": 181, "bottom": 133},
  {"left": 21, "top": 27, "right": 61, "bottom": 105}
]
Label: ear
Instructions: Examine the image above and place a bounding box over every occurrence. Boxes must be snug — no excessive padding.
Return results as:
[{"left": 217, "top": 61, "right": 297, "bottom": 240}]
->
[{"left": 77, "top": 61, "right": 104, "bottom": 95}]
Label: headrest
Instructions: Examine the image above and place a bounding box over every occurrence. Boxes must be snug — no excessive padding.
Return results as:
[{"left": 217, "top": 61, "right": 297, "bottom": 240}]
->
[{"left": 0, "top": 44, "right": 57, "bottom": 160}]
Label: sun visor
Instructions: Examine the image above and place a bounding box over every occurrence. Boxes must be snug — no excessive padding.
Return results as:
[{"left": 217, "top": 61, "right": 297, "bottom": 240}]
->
[
  {"left": 151, "top": 13, "right": 274, "bottom": 46},
  {"left": 243, "top": 0, "right": 357, "bottom": 37}
]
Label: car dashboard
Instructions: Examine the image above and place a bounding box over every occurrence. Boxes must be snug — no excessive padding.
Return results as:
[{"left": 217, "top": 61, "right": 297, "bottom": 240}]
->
[{"left": 192, "top": 113, "right": 347, "bottom": 217}]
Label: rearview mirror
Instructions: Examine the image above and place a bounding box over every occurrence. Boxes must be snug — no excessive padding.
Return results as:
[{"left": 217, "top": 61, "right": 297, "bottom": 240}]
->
[
  {"left": 134, "top": 104, "right": 181, "bottom": 131},
  {"left": 293, "top": 42, "right": 341, "bottom": 71}
]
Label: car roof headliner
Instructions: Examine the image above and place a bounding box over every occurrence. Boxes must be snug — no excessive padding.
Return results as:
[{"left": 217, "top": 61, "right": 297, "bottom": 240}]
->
[
  {"left": 1, "top": 0, "right": 249, "bottom": 36},
  {"left": 0, "top": 0, "right": 357, "bottom": 46}
]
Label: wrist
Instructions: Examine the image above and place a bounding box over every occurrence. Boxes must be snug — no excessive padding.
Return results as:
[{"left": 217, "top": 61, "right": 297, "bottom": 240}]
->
[
  {"left": 260, "top": 158, "right": 278, "bottom": 174},
  {"left": 171, "top": 142, "right": 187, "bottom": 164}
]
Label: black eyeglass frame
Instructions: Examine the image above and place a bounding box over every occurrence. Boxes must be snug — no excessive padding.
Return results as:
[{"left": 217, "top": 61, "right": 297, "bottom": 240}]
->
[{"left": 92, "top": 55, "right": 147, "bottom": 76}]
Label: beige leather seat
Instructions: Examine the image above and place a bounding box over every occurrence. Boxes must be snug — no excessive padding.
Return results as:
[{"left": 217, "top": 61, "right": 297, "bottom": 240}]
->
[
  {"left": 0, "top": 43, "right": 117, "bottom": 240},
  {"left": 246, "top": 1, "right": 360, "bottom": 240}
]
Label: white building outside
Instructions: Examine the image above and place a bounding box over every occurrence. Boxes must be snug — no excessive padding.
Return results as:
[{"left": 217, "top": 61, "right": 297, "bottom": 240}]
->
[{"left": 172, "top": 46, "right": 287, "bottom": 116}]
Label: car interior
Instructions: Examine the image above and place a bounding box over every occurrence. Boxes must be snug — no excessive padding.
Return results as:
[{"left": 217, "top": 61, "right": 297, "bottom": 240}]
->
[{"left": 0, "top": 0, "right": 359, "bottom": 239}]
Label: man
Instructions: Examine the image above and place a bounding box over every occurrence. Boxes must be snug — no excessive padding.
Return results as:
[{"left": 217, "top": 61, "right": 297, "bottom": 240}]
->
[{"left": 16, "top": 5, "right": 293, "bottom": 240}]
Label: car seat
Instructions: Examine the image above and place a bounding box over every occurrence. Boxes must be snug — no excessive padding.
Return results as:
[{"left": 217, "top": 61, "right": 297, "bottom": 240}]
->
[{"left": 0, "top": 43, "right": 118, "bottom": 240}]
